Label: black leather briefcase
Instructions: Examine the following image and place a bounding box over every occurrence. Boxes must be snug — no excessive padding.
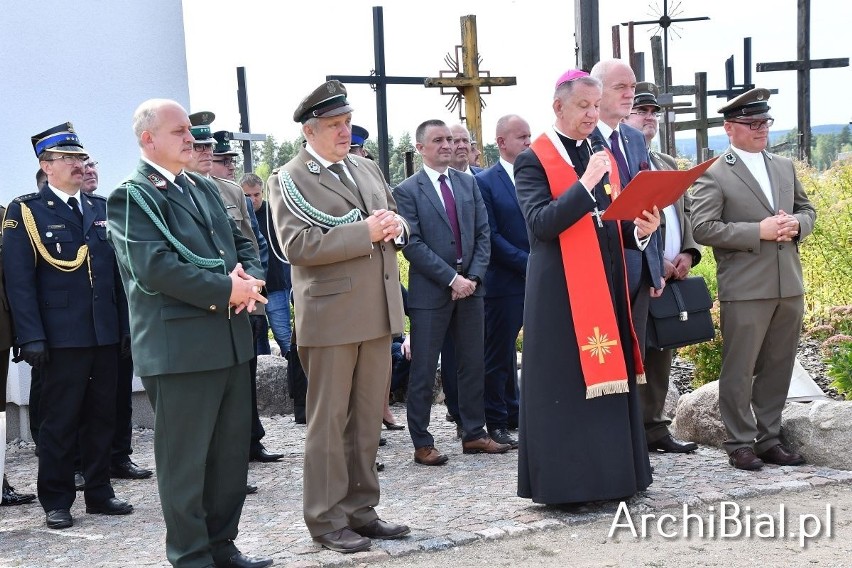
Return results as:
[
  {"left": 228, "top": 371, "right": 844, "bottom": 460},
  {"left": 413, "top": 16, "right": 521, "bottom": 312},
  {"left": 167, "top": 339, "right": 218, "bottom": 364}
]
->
[{"left": 646, "top": 276, "right": 714, "bottom": 350}]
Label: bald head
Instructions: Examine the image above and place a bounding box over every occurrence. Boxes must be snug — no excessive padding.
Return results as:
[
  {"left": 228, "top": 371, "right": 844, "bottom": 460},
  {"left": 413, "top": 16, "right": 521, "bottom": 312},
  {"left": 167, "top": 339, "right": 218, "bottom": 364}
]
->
[
  {"left": 590, "top": 59, "right": 637, "bottom": 127},
  {"left": 449, "top": 124, "right": 473, "bottom": 171},
  {"left": 133, "top": 98, "right": 194, "bottom": 174},
  {"left": 495, "top": 115, "right": 531, "bottom": 163}
]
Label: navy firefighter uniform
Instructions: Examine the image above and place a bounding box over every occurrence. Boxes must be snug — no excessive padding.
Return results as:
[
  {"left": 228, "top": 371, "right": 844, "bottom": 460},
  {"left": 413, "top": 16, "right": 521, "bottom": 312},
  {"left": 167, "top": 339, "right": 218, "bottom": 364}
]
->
[{"left": 2, "top": 123, "right": 131, "bottom": 527}]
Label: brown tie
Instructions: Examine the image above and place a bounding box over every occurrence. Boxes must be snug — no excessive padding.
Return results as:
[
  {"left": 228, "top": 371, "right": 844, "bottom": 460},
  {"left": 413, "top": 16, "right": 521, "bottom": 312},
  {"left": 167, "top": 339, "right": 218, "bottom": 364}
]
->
[{"left": 327, "top": 162, "right": 363, "bottom": 207}]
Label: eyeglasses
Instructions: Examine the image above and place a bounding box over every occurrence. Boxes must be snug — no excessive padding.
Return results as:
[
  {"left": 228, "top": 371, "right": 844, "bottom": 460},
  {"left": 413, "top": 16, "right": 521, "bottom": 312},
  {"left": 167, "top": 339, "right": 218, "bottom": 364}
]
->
[
  {"left": 630, "top": 109, "right": 661, "bottom": 118},
  {"left": 728, "top": 118, "right": 774, "bottom": 130},
  {"left": 44, "top": 155, "right": 89, "bottom": 165},
  {"left": 193, "top": 143, "right": 214, "bottom": 153},
  {"left": 84, "top": 161, "right": 98, "bottom": 169},
  {"left": 213, "top": 158, "right": 237, "bottom": 167}
]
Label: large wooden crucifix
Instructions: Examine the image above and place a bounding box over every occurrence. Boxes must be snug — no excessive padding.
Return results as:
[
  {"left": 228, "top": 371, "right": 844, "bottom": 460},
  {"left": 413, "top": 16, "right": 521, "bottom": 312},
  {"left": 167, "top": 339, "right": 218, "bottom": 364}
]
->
[
  {"left": 622, "top": 0, "right": 709, "bottom": 91},
  {"left": 327, "top": 6, "right": 427, "bottom": 182},
  {"left": 756, "top": 0, "right": 849, "bottom": 163},
  {"left": 424, "top": 15, "right": 517, "bottom": 155}
]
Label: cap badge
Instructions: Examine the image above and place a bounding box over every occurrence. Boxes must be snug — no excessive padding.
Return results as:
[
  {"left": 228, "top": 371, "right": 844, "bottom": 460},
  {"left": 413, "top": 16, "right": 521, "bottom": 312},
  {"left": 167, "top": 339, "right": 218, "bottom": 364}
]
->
[
  {"left": 327, "top": 82, "right": 337, "bottom": 94},
  {"left": 725, "top": 153, "right": 737, "bottom": 165},
  {"left": 148, "top": 173, "right": 167, "bottom": 189},
  {"left": 306, "top": 160, "right": 321, "bottom": 174}
]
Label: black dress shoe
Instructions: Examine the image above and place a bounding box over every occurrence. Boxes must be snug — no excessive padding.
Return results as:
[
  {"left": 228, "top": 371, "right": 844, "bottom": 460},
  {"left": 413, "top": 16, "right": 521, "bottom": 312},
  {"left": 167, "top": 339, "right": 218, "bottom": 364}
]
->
[
  {"left": 488, "top": 427, "right": 519, "bottom": 449},
  {"left": 1, "top": 482, "right": 36, "bottom": 506},
  {"left": 757, "top": 444, "right": 806, "bottom": 466},
  {"left": 379, "top": 436, "right": 387, "bottom": 446},
  {"left": 445, "top": 413, "right": 456, "bottom": 423},
  {"left": 352, "top": 518, "right": 410, "bottom": 540},
  {"left": 86, "top": 497, "right": 134, "bottom": 515},
  {"left": 728, "top": 447, "right": 764, "bottom": 471},
  {"left": 46, "top": 508, "right": 73, "bottom": 529},
  {"left": 313, "top": 527, "right": 371, "bottom": 553},
  {"left": 111, "top": 460, "right": 154, "bottom": 479},
  {"left": 382, "top": 418, "right": 405, "bottom": 431},
  {"left": 250, "top": 445, "right": 284, "bottom": 463},
  {"left": 246, "top": 484, "right": 258, "bottom": 495},
  {"left": 648, "top": 434, "right": 698, "bottom": 454},
  {"left": 375, "top": 461, "right": 385, "bottom": 472},
  {"left": 215, "top": 552, "right": 273, "bottom": 568},
  {"left": 75, "top": 471, "right": 86, "bottom": 491}
]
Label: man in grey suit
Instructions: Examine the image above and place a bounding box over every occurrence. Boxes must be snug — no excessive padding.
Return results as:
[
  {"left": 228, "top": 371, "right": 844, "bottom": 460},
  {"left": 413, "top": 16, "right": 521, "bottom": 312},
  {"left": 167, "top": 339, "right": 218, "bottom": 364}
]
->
[
  {"left": 624, "top": 83, "right": 700, "bottom": 454},
  {"left": 591, "top": 59, "right": 665, "bottom": 354},
  {"left": 394, "top": 119, "right": 510, "bottom": 467},
  {"left": 690, "top": 88, "right": 816, "bottom": 471},
  {"left": 107, "top": 99, "right": 271, "bottom": 568},
  {"left": 267, "top": 80, "right": 410, "bottom": 554}
]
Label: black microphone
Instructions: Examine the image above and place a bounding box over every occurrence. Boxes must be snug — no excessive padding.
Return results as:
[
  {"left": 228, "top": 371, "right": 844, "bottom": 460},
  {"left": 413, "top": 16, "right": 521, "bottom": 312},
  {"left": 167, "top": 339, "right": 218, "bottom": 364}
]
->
[{"left": 589, "top": 135, "right": 612, "bottom": 196}]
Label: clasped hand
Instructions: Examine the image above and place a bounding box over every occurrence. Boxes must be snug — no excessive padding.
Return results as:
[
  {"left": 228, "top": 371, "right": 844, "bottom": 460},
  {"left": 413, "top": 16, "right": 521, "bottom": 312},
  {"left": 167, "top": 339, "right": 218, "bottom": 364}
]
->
[
  {"left": 229, "top": 262, "right": 267, "bottom": 314},
  {"left": 759, "top": 210, "right": 799, "bottom": 242},
  {"left": 451, "top": 275, "right": 477, "bottom": 301},
  {"left": 366, "top": 208, "right": 403, "bottom": 243}
]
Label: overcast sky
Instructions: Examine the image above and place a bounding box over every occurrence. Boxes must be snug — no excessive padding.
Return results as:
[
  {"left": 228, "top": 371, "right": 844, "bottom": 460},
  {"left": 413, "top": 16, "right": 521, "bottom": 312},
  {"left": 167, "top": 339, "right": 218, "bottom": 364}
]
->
[{"left": 182, "top": 0, "right": 850, "bottom": 148}]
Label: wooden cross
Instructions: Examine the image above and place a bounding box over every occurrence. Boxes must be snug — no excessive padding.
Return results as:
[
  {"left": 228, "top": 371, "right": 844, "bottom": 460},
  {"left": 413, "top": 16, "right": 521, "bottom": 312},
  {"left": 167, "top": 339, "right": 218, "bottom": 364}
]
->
[
  {"left": 621, "top": 0, "right": 710, "bottom": 91},
  {"left": 671, "top": 72, "right": 724, "bottom": 162},
  {"left": 233, "top": 66, "right": 267, "bottom": 174},
  {"left": 327, "top": 6, "right": 428, "bottom": 182},
  {"left": 707, "top": 38, "right": 779, "bottom": 100},
  {"left": 575, "top": 0, "right": 600, "bottom": 71},
  {"left": 611, "top": 22, "right": 646, "bottom": 80},
  {"left": 756, "top": 0, "right": 849, "bottom": 163},
  {"left": 424, "top": 15, "right": 516, "bottom": 155}
]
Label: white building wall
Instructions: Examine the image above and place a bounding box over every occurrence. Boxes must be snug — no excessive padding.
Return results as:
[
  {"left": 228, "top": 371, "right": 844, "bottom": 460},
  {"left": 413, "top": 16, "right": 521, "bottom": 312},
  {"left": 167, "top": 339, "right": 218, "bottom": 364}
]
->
[{"left": 1, "top": 0, "right": 191, "bottom": 437}]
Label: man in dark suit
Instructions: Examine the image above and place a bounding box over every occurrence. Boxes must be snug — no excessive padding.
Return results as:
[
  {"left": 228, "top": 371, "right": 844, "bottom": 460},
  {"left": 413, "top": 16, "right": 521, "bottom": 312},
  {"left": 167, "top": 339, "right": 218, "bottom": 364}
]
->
[
  {"left": 624, "top": 83, "right": 701, "bottom": 454},
  {"left": 449, "top": 123, "right": 484, "bottom": 176},
  {"left": 395, "top": 119, "right": 510, "bottom": 467},
  {"left": 691, "top": 88, "right": 816, "bottom": 471},
  {"left": 591, "top": 59, "right": 665, "bottom": 354},
  {"left": 3, "top": 123, "right": 133, "bottom": 529},
  {"left": 267, "top": 81, "right": 410, "bottom": 554},
  {"left": 107, "top": 99, "right": 271, "bottom": 568},
  {"left": 474, "top": 114, "right": 532, "bottom": 447}
]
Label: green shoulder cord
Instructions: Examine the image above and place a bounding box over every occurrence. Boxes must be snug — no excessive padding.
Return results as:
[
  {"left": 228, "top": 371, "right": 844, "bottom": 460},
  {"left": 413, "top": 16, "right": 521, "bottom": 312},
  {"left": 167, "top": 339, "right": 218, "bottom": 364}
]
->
[{"left": 120, "top": 182, "right": 226, "bottom": 296}]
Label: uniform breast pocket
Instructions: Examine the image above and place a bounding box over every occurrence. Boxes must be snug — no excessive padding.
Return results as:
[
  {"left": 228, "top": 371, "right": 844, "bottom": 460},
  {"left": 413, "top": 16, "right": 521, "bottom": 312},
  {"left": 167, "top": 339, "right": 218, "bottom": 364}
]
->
[
  {"left": 225, "top": 204, "right": 244, "bottom": 222},
  {"left": 40, "top": 229, "right": 73, "bottom": 246},
  {"left": 308, "top": 277, "right": 352, "bottom": 297}
]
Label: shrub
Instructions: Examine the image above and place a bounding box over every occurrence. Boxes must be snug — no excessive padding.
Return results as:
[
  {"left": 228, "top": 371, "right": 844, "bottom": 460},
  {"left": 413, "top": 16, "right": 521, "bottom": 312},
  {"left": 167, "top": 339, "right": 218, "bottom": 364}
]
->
[
  {"left": 679, "top": 300, "right": 723, "bottom": 388},
  {"left": 824, "top": 336, "right": 852, "bottom": 400}
]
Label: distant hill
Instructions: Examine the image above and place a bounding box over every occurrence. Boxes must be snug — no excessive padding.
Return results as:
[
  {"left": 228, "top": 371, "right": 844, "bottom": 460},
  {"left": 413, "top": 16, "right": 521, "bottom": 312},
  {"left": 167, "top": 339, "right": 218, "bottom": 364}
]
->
[{"left": 670, "top": 124, "right": 848, "bottom": 159}]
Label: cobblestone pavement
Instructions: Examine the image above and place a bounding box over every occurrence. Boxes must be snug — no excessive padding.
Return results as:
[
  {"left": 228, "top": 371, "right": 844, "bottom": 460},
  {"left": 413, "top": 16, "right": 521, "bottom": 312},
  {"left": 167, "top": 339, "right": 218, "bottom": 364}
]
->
[{"left": 3, "top": 404, "right": 852, "bottom": 567}]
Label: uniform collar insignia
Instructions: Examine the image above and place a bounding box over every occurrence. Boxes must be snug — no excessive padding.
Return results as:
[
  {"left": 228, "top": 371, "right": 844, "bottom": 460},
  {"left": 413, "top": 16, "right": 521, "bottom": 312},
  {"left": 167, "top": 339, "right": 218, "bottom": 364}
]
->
[
  {"left": 724, "top": 152, "right": 737, "bottom": 165},
  {"left": 306, "top": 160, "right": 321, "bottom": 174},
  {"left": 148, "top": 173, "right": 167, "bottom": 189},
  {"left": 346, "top": 154, "right": 359, "bottom": 167}
]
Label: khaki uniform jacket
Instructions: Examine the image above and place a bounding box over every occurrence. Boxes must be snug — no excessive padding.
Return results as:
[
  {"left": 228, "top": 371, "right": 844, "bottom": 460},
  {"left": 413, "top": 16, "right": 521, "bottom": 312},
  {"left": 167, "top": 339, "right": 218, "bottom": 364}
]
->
[
  {"left": 689, "top": 147, "right": 816, "bottom": 301},
  {"left": 212, "top": 175, "right": 265, "bottom": 316},
  {"left": 107, "top": 160, "right": 263, "bottom": 377},
  {"left": 650, "top": 152, "right": 701, "bottom": 264},
  {"left": 267, "top": 150, "right": 405, "bottom": 347}
]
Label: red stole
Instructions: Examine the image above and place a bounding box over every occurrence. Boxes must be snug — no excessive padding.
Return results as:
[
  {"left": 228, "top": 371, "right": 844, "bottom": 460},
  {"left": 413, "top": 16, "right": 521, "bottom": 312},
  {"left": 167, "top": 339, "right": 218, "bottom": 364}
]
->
[{"left": 530, "top": 133, "right": 645, "bottom": 398}]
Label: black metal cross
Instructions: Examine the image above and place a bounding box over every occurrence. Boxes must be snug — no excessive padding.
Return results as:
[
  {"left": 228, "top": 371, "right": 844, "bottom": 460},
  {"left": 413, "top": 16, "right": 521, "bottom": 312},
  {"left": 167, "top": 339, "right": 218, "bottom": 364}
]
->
[
  {"left": 327, "top": 6, "right": 427, "bottom": 182},
  {"left": 756, "top": 0, "right": 849, "bottom": 163}
]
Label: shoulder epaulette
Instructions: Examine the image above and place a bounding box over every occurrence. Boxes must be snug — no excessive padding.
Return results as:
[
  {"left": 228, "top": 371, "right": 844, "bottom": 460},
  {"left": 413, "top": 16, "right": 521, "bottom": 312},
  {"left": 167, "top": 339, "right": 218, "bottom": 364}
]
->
[
  {"left": 86, "top": 193, "right": 107, "bottom": 201},
  {"left": 13, "top": 193, "right": 39, "bottom": 203},
  {"left": 212, "top": 175, "right": 241, "bottom": 188}
]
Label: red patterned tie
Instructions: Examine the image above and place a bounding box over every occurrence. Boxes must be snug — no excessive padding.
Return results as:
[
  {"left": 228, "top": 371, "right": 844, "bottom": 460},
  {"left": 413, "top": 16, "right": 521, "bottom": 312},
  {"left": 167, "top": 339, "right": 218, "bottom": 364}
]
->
[{"left": 438, "top": 174, "right": 463, "bottom": 261}]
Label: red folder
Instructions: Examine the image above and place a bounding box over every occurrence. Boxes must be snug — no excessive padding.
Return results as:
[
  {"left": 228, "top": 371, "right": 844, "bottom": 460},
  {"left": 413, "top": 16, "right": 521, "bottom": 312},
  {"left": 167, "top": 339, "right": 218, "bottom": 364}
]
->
[{"left": 601, "top": 156, "right": 718, "bottom": 221}]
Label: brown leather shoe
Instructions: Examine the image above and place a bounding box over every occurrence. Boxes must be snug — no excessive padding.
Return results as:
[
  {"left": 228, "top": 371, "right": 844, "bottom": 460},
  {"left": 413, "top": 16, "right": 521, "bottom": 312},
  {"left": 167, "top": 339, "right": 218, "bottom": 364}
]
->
[
  {"left": 352, "top": 518, "right": 410, "bottom": 540},
  {"left": 757, "top": 444, "right": 806, "bottom": 466},
  {"left": 728, "top": 447, "right": 764, "bottom": 470},
  {"left": 462, "top": 435, "right": 511, "bottom": 454},
  {"left": 313, "top": 527, "right": 371, "bottom": 553},
  {"left": 413, "top": 446, "right": 449, "bottom": 466}
]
